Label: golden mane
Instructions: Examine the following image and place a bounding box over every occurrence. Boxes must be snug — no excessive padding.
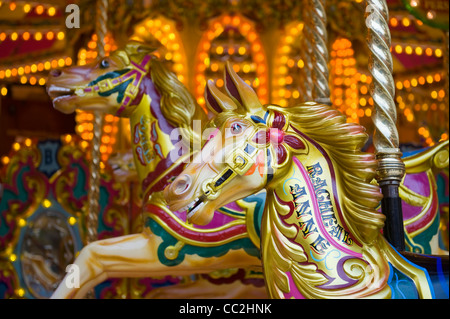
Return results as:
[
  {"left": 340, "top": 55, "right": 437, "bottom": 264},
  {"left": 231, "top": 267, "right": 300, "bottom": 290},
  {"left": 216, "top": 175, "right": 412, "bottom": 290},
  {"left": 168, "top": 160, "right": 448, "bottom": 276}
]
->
[
  {"left": 270, "top": 102, "right": 385, "bottom": 244},
  {"left": 149, "top": 58, "right": 205, "bottom": 146}
]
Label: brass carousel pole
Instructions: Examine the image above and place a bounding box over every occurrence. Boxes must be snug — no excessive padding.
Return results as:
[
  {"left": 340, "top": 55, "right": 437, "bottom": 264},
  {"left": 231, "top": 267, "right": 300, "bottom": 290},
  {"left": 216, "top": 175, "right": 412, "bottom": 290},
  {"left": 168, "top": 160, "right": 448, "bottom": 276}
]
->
[
  {"left": 301, "top": 6, "right": 314, "bottom": 102},
  {"left": 86, "top": 0, "right": 108, "bottom": 246},
  {"left": 309, "top": 0, "right": 331, "bottom": 105},
  {"left": 365, "top": 0, "right": 405, "bottom": 251}
]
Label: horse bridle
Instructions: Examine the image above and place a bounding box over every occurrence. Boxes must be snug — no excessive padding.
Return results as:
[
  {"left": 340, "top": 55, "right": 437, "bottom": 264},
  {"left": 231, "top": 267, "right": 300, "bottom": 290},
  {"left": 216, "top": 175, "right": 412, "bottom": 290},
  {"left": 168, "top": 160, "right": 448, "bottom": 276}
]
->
[
  {"left": 201, "top": 127, "right": 273, "bottom": 201},
  {"left": 73, "top": 55, "right": 152, "bottom": 116}
]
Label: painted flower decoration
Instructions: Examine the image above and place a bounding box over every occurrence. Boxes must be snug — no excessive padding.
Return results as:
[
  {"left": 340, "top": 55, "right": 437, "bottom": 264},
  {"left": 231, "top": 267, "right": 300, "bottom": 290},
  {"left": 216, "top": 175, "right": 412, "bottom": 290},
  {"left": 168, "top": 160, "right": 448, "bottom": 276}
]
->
[{"left": 251, "top": 111, "right": 305, "bottom": 165}]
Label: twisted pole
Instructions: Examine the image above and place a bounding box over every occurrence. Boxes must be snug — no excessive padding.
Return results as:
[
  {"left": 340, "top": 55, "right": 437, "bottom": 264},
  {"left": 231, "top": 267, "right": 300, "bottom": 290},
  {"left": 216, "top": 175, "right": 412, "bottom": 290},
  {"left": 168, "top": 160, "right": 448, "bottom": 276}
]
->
[
  {"left": 301, "top": 7, "right": 314, "bottom": 102},
  {"left": 365, "top": 0, "right": 405, "bottom": 251},
  {"left": 86, "top": 0, "right": 108, "bottom": 245},
  {"left": 309, "top": 0, "right": 331, "bottom": 105}
]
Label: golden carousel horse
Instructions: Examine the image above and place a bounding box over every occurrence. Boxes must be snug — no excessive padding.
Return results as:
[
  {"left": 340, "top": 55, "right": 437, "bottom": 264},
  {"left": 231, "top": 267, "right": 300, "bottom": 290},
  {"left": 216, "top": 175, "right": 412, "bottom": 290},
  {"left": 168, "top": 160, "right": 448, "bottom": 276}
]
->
[
  {"left": 46, "top": 42, "right": 448, "bottom": 298},
  {"left": 164, "top": 66, "right": 449, "bottom": 298}
]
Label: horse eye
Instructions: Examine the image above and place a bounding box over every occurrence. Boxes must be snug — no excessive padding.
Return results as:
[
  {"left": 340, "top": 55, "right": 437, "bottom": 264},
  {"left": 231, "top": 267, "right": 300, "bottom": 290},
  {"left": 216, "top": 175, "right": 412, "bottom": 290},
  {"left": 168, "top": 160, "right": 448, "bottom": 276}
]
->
[
  {"left": 230, "top": 123, "right": 243, "bottom": 134},
  {"left": 100, "top": 59, "right": 109, "bottom": 69}
]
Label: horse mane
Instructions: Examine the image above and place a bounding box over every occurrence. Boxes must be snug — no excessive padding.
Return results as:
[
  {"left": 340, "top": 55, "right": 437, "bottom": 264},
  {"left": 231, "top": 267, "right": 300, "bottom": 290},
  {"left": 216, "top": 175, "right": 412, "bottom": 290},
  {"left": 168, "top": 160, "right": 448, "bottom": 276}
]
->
[
  {"left": 149, "top": 58, "right": 205, "bottom": 145},
  {"left": 270, "top": 102, "right": 385, "bottom": 244}
]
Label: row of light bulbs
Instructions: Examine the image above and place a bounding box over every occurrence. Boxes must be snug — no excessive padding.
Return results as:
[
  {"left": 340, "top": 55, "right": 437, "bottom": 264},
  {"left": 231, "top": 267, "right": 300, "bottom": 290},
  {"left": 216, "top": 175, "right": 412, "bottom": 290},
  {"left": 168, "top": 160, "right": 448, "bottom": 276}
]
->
[{"left": 0, "top": 1, "right": 58, "bottom": 16}]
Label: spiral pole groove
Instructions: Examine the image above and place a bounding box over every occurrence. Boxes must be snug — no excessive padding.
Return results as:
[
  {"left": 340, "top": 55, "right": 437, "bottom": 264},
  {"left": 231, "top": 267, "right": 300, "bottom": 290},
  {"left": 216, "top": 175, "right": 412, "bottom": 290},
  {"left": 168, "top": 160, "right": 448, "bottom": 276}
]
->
[
  {"left": 365, "top": 0, "right": 405, "bottom": 251},
  {"left": 310, "top": 0, "right": 331, "bottom": 105},
  {"left": 301, "top": 7, "right": 314, "bottom": 102}
]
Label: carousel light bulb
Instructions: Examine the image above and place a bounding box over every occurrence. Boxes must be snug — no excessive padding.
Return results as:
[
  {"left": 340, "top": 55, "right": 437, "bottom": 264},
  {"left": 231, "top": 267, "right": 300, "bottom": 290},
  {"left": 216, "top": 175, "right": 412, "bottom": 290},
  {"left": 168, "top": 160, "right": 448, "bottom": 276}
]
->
[
  {"left": 35, "top": 32, "right": 42, "bottom": 41},
  {"left": 57, "top": 32, "right": 65, "bottom": 40},
  {"left": 36, "top": 5, "right": 44, "bottom": 14},
  {"left": 11, "top": 32, "right": 18, "bottom": 41},
  {"left": 0, "top": 87, "right": 7, "bottom": 96},
  {"left": 402, "top": 17, "right": 410, "bottom": 27},
  {"left": 42, "top": 199, "right": 52, "bottom": 208},
  {"left": 23, "top": 4, "right": 31, "bottom": 13},
  {"left": 48, "top": 7, "right": 56, "bottom": 16}
]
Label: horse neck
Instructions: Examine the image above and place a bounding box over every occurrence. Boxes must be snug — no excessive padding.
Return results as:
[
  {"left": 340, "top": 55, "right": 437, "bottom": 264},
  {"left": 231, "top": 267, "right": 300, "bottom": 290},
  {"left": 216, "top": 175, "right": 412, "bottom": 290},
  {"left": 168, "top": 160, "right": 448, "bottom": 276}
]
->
[
  {"left": 262, "top": 153, "right": 394, "bottom": 297},
  {"left": 267, "top": 150, "right": 366, "bottom": 258},
  {"left": 128, "top": 75, "right": 185, "bottom": 196}
]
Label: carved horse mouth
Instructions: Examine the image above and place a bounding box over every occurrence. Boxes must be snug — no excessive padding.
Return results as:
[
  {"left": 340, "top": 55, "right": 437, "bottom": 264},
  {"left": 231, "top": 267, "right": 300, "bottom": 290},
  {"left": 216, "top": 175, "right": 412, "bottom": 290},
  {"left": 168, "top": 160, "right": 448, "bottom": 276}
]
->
[
  {"left": 178, "top": 195, "right": 207, "bottom": 220},
  {"left": 47, "top": 85, "right": 76, "bottom": 103}
]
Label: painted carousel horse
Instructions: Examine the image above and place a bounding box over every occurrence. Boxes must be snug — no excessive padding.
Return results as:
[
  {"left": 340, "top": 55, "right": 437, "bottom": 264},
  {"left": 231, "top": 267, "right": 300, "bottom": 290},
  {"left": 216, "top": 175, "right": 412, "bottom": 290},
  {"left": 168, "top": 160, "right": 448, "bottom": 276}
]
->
[
  {"left": 164, "top": 70, "right": 449, "bottom": 298},
  {"left": 400, "top": 142, "right": 449, "bottom": 255},
  {"left": 47, "top": 42, "right": 267, "bottom": 299},
  {"left": 47, "top": 42, "right": 447, "bottom": 298}
]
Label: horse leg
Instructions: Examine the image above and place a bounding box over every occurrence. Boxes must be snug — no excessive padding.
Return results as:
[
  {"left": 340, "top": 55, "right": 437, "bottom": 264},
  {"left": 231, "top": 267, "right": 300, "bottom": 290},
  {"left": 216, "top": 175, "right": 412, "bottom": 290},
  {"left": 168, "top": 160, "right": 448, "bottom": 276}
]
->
[{"left": 51, "top": 228, "right": 260, "bottom": 299}]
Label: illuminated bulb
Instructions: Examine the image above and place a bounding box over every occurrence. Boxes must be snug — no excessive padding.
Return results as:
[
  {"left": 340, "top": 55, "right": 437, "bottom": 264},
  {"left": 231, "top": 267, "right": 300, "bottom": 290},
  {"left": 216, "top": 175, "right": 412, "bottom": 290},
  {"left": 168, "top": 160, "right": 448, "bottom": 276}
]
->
[
  {"left": 42, "top": 199, "right": 52, "bottom": 208},
  {"left": 36, "top": 5, "right": 44, "bottom": 15},
  {"left": 48, "top": 7, "right": 56, "bottom": 16}
]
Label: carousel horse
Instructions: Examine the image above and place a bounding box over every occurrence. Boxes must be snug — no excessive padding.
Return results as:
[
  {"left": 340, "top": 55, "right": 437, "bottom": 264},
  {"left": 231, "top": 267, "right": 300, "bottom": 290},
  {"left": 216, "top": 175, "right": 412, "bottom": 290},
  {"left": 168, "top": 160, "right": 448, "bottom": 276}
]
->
[
  {"left": 47, "top": 42, "right": 267, "bottom": 299},
  {"left": 164, "top": 68, "right": 449, "bottom": 298},
  {"left": 46, "top": 42, "right": 447, "bottom": 298}
]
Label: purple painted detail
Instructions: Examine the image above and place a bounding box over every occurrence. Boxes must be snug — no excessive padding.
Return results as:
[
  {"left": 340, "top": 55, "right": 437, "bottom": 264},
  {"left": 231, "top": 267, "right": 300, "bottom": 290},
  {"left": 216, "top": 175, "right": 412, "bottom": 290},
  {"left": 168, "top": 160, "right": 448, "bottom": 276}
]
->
[
  {"left": 292, "top": 157, "right": 362, "bottom": 257},
  {"left": 283, "top": 271, "right": 306, "bottom": 299},
  {"left": 317, "top": 255, "right": 362, "bottom": 290},
  {"left": 206, "top": 84, "right": 223, "bottom": 113},
  {"left": 84, "top": 87, "right": 92, "bottom": 93},
  {"left": 290, "top": 125, "right": 364, "bottom": 248},
  {"left": 403, "top": 172, "right": 431, "bottom": 198},
  {"left": 400, "top": 171, "right": 439, "bottom": 234},
  {"left": 225, "top": 69, "right": 243, "bottom": 106},
  {"left": 401, "top": 172, "right": 431, "bottom": 221},
  {"left": 171, "top": 201, "right": 243, "bottom": 230}
]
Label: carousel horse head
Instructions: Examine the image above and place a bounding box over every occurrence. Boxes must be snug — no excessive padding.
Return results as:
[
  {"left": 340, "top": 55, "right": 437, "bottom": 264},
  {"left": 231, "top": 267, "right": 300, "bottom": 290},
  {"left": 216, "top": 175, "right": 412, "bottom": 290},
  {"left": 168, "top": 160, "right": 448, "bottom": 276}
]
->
[
  {"left": 47, "top": 41, "right": 156, "bottom": 117},
  {"left": 164, "top": 63, "right": 272, "bottom": 224},
  {"left": 165, "top": 62, "right": 384, "bottom": 246}
]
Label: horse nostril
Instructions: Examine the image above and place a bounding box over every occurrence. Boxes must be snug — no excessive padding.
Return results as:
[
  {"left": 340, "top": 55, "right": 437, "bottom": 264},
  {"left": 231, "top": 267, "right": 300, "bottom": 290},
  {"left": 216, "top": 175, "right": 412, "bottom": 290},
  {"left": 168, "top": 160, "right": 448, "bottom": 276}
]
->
[
  {"left": 50, "top": 69, "right": 62, "bottom": 77},
  {"left": 173, "top": 175, "right": 191, "bottom": 195}
]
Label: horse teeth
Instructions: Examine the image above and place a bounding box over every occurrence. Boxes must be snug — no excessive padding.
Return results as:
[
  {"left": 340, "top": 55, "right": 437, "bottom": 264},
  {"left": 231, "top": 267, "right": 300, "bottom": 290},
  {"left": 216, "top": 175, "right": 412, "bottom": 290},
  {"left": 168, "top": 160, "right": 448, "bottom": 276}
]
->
[{"left": 187, "top": 201, "right": 205, "bottom": 220}]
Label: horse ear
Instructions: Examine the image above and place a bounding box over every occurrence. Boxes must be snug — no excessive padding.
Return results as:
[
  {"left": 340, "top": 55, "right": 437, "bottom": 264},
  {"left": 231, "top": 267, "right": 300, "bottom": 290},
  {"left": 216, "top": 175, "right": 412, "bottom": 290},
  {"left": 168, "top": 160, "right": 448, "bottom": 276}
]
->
[
  {"left": 124, "top": 41, "right": 155, "bottom": 57},
  {"left": 205, "top": 80, "right": 237, "bottom": 115},
  {"left": 224, "top": 62, "right": 262, "bottom": 113},
  {"left": 113, "top": 50, "right": 130, "bottom": 65}
]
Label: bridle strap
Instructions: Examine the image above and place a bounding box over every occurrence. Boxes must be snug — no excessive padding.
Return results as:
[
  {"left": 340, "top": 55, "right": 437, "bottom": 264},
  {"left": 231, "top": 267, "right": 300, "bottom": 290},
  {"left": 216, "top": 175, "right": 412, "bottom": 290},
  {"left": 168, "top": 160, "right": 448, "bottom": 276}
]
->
[
  {"left": 202, "top": 130, "right": 272, "bottom": 199},
  {"left": 74, "top": 55, "right": 152, "bottom": 116}
]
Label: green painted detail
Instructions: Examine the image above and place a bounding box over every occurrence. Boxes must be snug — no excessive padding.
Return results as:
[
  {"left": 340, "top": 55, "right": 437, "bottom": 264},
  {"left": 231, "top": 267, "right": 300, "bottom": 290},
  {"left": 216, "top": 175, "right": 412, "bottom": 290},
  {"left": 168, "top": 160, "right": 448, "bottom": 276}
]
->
[
  {"left": 402, "top": 0, "right": 449, "bottom": 30},
  {"left": 146, "top": 218, "right": 260, "bottom": 267},
  {"left": 0, "top": 166, "right": 31, "bottom": 236},
  {"left": 217, "top": 206, "right": 245, "bottom": 218},
  {"left": 145, "top": 192, "right": 267, "bottom": 266},
  {"left": 72, "top": 163, "right": 87, "bottom": 200},
  {"left": 242, "top": 192, "right": 266, "bottom": 242},
  {"left": 406, "top": 212, "right": 441, "bottom": 254}
]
